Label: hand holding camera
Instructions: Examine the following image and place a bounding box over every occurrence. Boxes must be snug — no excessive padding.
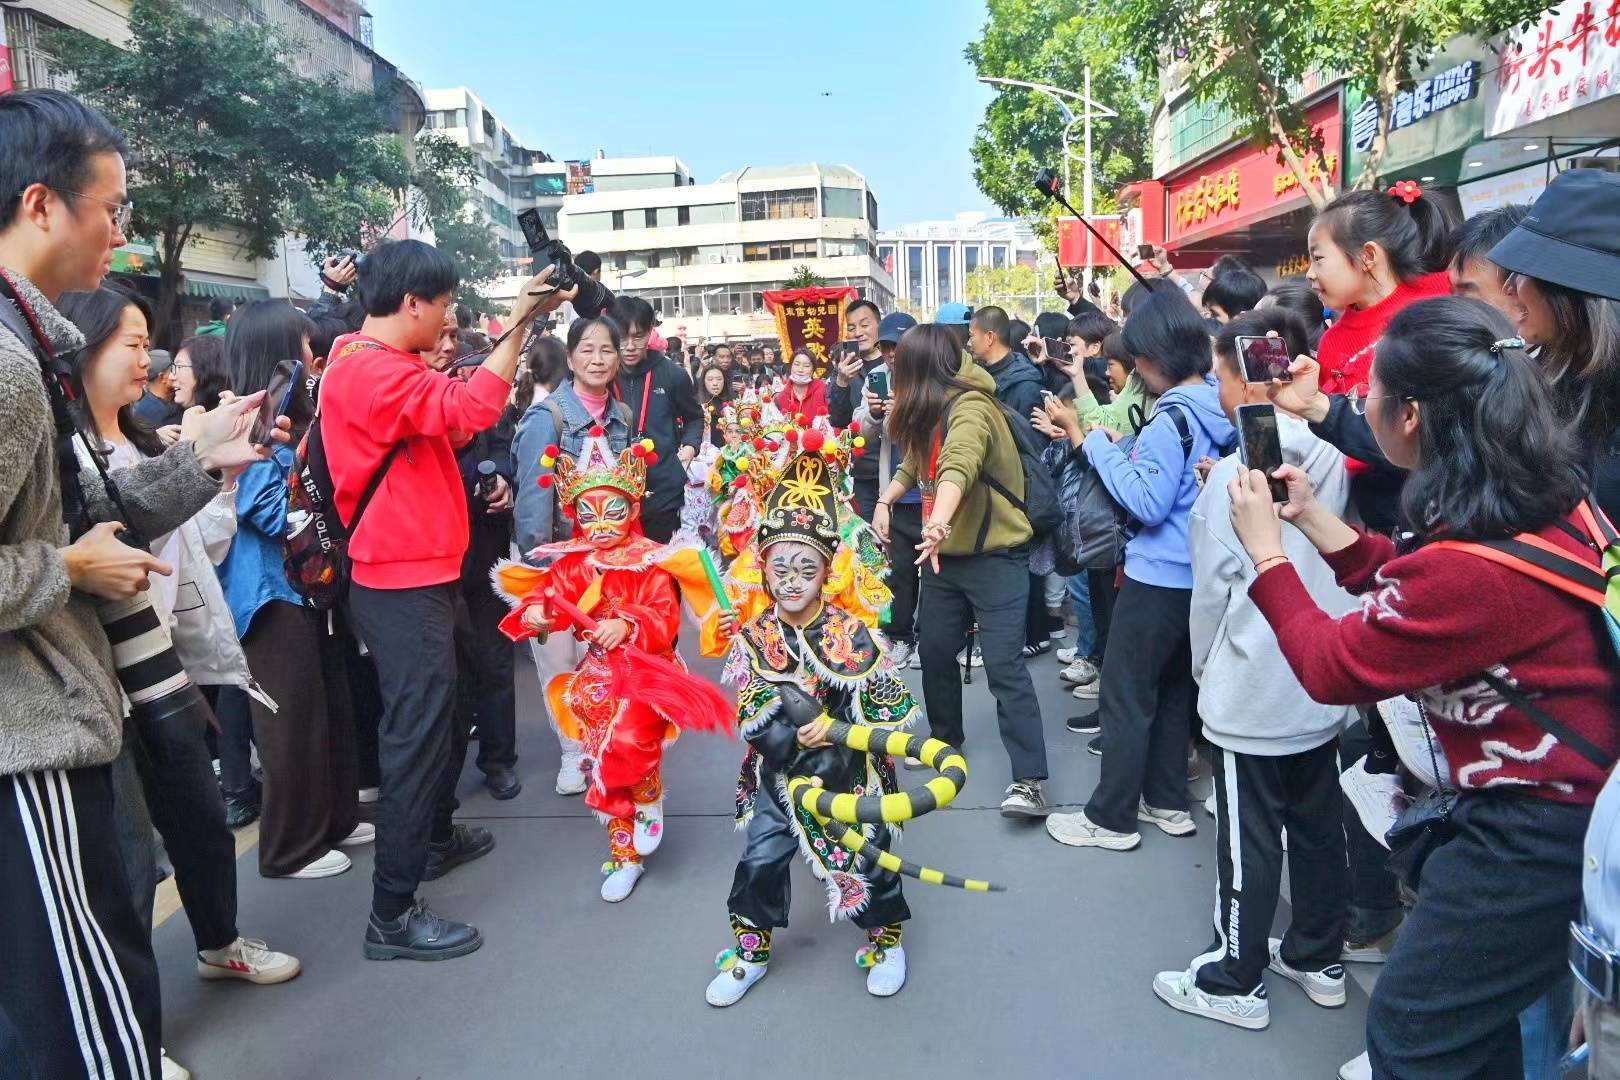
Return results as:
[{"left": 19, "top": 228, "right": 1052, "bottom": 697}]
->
[
  {"left": 62, "top": 521, "right": 173, "bottom": 600},
  {"left": 321, "top": 253, "right": 359, "bottom": 292}
]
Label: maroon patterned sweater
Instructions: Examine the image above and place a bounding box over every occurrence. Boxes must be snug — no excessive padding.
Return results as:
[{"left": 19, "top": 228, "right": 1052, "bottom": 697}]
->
[{"left": 1248, "top": 517, "right": 1620, "bottom": 805}]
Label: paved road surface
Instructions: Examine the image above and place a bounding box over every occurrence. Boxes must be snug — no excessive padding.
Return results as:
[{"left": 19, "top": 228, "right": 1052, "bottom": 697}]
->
[{"left": 154, "top": 633, "right": 1370, "bottom": 1080}]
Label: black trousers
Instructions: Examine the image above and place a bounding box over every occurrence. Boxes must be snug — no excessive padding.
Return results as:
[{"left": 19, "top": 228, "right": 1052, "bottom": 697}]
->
[
  {"left": 640, "top": 502, "right": 681, "bottom": 544},
  {"left": 1085, "top": 577, "right": 1193, "bottom": 833},
  {"left": 1087, "top": 567, "right": 1118, "bottom": 664},
  {"left": 1, "top": 768, "right": 160, "bottom": 1080},
  {"left": 1367, "top": 794, "right": 1589, "bottom": 1079},
  {"left": 918, "top": 548, "right": 1048, "bottom": 782},
  {"left": 884, "top": 501, "right": 923, "bottom": 645},
  {"left": 458, "top": 570, "right": 517, "bottom": 773},
  {"left": 1197, "top": 740, "right": 1347, "bottom": 995},
  {"left": 727, "top": 768, "right": 909, "bottom": 932},
  {"left": 348, "top": 582, "right": 463, "bottom": 915},
  {"left": 126, "top": 687, "right": 239, "bottom": 952},
  {"left": 853, "top": 477, "right": 879, "bottom": 525},
  {"left": 214, "top": 685, "right": 255, "bottom": 797},
  {"left": 1339, "top": 718, "right": 1403, "bottom": 942}
]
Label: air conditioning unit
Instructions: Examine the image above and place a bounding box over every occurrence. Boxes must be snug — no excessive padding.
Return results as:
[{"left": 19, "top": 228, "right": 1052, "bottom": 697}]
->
[
  {"left": 707, "top": 254, "right": 722, "bottom": 263},
  {"left": 1569, "top": 156, "right": 1620, "bottom": 173}
]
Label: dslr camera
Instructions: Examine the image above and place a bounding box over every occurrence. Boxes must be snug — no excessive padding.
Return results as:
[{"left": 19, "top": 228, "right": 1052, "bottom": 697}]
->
[{"left": 517, "top": 209, "right": 580, "bottom": 292}]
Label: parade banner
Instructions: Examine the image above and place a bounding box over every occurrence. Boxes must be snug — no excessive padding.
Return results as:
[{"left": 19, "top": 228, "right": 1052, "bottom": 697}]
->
[
  {"left": 0, "top": 16, "right": 13, "bottom": 95},
  {"left": 763, "top": 286, "right": 858, "bottom": 371}
]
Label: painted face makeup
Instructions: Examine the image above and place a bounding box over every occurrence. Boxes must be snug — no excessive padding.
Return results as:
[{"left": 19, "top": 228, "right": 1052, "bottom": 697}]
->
[
  {"left": 762, "top": 540, "right": 829, "bottom": 619},
  {"left": 575, "top": 488, "right": 635, "bottom": 548}
]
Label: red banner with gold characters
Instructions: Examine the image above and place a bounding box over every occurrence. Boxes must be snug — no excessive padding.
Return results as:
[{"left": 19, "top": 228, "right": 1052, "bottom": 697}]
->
[{"left": 763, "top": 286, "right": 858, "bottom": 373}]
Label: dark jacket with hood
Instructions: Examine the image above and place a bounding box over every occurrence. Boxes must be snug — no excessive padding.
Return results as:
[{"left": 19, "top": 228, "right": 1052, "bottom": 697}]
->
[
  {"left": 615, "top": 348, "right": 703, "bottom": 514},
  {"left": 981, "top": 349, "right": 1046, "bottom": 422}
]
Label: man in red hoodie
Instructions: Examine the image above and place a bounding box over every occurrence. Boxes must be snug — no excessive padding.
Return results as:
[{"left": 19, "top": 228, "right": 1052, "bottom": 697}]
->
[{"left": 322, "top": 240, "right": 561, "bottom": 960}]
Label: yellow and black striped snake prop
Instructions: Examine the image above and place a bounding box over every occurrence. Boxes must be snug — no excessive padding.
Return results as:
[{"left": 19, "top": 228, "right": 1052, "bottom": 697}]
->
[{"left": 784, "top": 719, "right": 1005, "bottom": 894}]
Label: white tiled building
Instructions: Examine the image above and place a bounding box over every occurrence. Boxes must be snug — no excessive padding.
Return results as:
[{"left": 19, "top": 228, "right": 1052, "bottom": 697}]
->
[{"left": 876, "top": 213, "right": 1044, "bottom": 314}]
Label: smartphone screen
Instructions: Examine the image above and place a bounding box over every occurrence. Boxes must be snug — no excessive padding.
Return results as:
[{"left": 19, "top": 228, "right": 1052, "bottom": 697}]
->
[
  {"left": 1043, "top": 337, "right": 1071, "bottom": 361},
  {"left": 1237, "top": 403, "right": 1287, "bottom": 502},
  {"left": 1235, "top": 335, "right": 1292, "bottom": 383},
  {"left": 257, "top": 359, "right": 304, "bottom": 446},
  {"left": 1137, "top": 243, "right": 1155, "bottom": 261}
]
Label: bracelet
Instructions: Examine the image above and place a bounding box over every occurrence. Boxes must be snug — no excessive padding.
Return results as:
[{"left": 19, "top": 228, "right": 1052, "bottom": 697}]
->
[
  {"left": 875, "top": 500, "right": 892, "bottom": 510},
  {"left": 923, "top": 520, "right": 953, "bottom": 539},
  {"left": 1254, "top": 555, "right": 1290, "bottom": 573}
]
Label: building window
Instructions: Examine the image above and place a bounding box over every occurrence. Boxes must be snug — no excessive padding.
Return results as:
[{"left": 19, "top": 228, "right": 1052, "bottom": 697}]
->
[
  {"left": 867, "top": 190, "right": 879, "bottom": 232},
  {"left": 612, "top": 253, "right": 626, "bottom": 270},
  {"left": 877, "top": 244, "right": 897, "bottom": 275},
  {"left": 678, "top": 205, "right": 691, "bottom": 227},
  {"left": 740, "top": 188, "right": 817, "bottom": 222},
  {"left": 822, "top": 186, "right": 863, "bottom": 219},
  {"left": 935, "top": 246, "right": 952, "bottom": 306},
  {"left": 645, "top": 208, "right": 658, "bottom": 228},
  {"left": 611, "top": 210, "right": 625, "bottom": 231},
  {"left": 991, "top": 245, "right": 1008, "bottom": 269},
  {"left": 906, "top": 246, "right": 924, "bottom": 308},
  {"left": 964, "top": 246, "right": 980, "bottom": 277},
  {"left": 743, "top": 240, "right": 818, "bottom": 262}
]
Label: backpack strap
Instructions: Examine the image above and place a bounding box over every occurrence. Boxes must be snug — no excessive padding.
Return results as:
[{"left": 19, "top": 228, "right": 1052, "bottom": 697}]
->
[
  {"left": 1160, "top": 403, "right": 1194, "bottom": 462},
  {"left": 1429, "top": 537, "right": 1606, "bottom": 607},
  {"left": 1478, "top": 670, "right": 1615, "bottom": 772},
  {"left": 348, "top": 442, "right": 404, "bottom": 534},
  {"left": 943, "top": 390, "right": 1024, "bottom": 554}
]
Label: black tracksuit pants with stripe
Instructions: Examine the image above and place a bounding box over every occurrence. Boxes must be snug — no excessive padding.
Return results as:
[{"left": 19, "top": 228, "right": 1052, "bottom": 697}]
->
[
  {"left": 1, "top": 767, "right": 160, "bottom": 1080},
  {"left": 1196, "top": 739, "right": 1348, "bottom": 996}
]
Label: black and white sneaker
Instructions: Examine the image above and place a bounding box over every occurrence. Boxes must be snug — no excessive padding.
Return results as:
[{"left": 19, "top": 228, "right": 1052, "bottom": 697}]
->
[
  {"left": 999, "top": 779, "right": 1049, "bottom": 818},
  {"left": 1066, "top": 713, "right": 1101, "bottom": 734},
  {"left": 1087, "top": 735, "right": 1104, "bottom": 757},
  {"left": 1267, "top": 939, "right": 1347, "bottom": 1007},
  {"left": 1021, "top": 641, "right": 1052, "bottom": 658}
]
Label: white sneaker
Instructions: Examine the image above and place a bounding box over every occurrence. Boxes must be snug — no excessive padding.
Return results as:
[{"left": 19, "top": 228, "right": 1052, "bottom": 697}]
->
[
  {"left": 1381, "top": 696, "right": 1449, "bottom": 788},
  {"left": 357, "top": 786, "right": 379, "bottom": 804},
  {"left": 339, "top": 821, "right": 376, "bottom": 847},
  {"left": 956, "top": 644, "right": 984, "bottom": 668},
  {"left": 1137, "top": 799, "right": 1196, "bottom": 836},
  {"left": 633, "top": 799, "right": 664, "bottom": 856},
  {"left": 1072, "top": 680, "right": 1101, "bottom": 700},
  {"left": 556, "top": 751, "right": 588, "bottom": 796},
  {"left": 1059, "top": 658, "right": 1100, "bottom": 686},
  {"left": 1342, "top": 926, "right": 1400, "bottom": 964},
  {"left": 909, "top": 648, "right": 924, "bottom": 670},
  {"left": 284, "top": 849, "right": 350, "bottom": 879},
  {"left": 864, "top": 943, "right": 907, "bottom": 998},
  {"left": 161, "top": 1051, "right": 191, "bottom": 1080},
  {"left": 1340, "top": 757, "right": 1404, "bottom": 850},
  {"left": 706, "top": 953, "right": 768, "bottom": 1006},
  {"left": 1055, "top": 646, "right": 1081, "bottom": 665},
  {"left": 197, "top": 936, "right": 301, "bottom": 984},
  {"left": 1203, "top": 790, "right": 1217, "bottom": 817},
  {"left": 886, "top": 640, "right": 916, "bottom": 669},
  {"left": 1152, "top": 968, "right": 1270, "bottom": 1030},
  {"left": 1339, "top": 1051, "right": 1372, "bottom": 1080},
  {"left": 600, "top": 862, "right": 645, "bottom": 903},
  {"left": 1267, "top": 938, "right": 1347, "bottom": 1007},
  {"left": 1046, "top": 810, "right": 1140, "bottom": 851}
]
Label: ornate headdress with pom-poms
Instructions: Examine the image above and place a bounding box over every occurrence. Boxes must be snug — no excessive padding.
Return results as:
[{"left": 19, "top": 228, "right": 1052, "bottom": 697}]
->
[{"left": 539, "top": 426, "right": 655, "bottom": 506}]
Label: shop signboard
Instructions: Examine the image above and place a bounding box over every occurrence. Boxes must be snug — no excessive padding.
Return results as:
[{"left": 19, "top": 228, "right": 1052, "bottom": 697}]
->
[{"left": 1485, "top": 1, "right": 1620, "bottom": 136}]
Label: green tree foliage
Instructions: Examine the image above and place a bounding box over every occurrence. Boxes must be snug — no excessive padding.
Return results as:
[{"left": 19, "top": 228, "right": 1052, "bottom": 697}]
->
[
  {"left": 784, "top": 265, "right": 827, "bottom": 289},
  {"left": 964, "top": 264, "right": 1068, "bottom": 322},
  {"left": 1104, "top": 0, "right": 1548, "bottom": 204},
  {"left": 965, "top": 0, "right": 1155, "bottom": 245},
  {"left": 410, "top": 134, "right": 504, "bottom": 310}
]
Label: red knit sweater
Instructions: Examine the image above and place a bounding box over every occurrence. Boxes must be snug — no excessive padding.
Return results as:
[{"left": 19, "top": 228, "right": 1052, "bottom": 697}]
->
[
  {"left": 1249, "top": 517, "right": 1620, "bottom": 805},
  {"left": 1317, "top": 271, "right": 1452, "bottom": 396}
]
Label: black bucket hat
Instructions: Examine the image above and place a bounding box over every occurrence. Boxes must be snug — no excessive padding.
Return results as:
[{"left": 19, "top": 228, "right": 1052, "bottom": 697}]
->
[{"left": 1488, "top": 168, "right": 1620, "bottom": 303}]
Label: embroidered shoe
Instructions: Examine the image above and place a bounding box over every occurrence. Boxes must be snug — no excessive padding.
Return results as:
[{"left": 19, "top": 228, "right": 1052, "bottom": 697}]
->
[
  {"left": 1152, "top": 968, "right": 1270, "bottom": 1030},
  {"left": 600, "top": 860, "right": 645, "bottom": 903},
  {"left": 706, "top": 949, "right": 768, "bottom": 1007},
  {"left": 859, "top": 942, "right": 907, "bottom": 998},
  {"left": 197, "top": 936, "right": 301, "bottom": 985},
  {"left": 633, "top": 799, "right": 664, "bottom": 856},
  {"left": 1267, "top": 938, "right": 1347, "bottom": 1007}
]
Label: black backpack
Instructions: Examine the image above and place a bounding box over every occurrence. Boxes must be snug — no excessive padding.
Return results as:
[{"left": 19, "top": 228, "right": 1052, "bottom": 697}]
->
[
  {"left": 945, "top": 390, "right": 1064, "bottom": 549},
  {"left": 1055, "top": 403, "right": 1195, "bottom": 570}
]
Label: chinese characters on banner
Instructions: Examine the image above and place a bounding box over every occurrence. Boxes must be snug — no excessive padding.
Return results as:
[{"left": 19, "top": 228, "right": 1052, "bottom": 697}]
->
[
  {"left": 1485, "top": 1, "right": 1620, "bottom": 135},
  {"left": 762, "top": 286, "right": 858, "bottom": 372},
  {"left": 1350, "top": 61, "right": 1480, "bottom": 153},
  {"left": 0, "top": 16, "right": 12, "bottom": 95}
]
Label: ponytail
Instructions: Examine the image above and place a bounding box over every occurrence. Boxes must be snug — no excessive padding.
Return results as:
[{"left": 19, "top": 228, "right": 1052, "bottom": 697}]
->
[
  {"left": 1316, "top": 187, "right": 1460, "bottom": 284},
  {"left": 1376, "top": 297, "right": 1586, "bottom": 541}
]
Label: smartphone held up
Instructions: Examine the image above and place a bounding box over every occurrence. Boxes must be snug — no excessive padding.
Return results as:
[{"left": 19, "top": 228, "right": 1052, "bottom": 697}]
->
[
  {"left": 1234, "top": 335, "right": 1292, "bottom": 384},
  {"left": 1236, "top": 402, "right": 1288, "bottom": 503}
]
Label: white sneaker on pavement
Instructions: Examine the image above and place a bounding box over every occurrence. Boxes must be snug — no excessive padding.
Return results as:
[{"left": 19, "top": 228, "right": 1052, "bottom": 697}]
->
[
  {"left": 1340, "top": 757, "right": 1404, "bottom": 849},
  {"left": 1339, "top": 1051, "right": 1372, "bottom": 1080},
  {"left": 1137, "top": 799, "right": 1197, "bottom": 836},
  {"left": 339, "top": 821, "right": 376, "bottom": 847},
  {"left": 706, "top": 953, "right": 768, "bottom": 1006},
  {"left": 1046, "top": 810, "right": 1140, "bottom": 850},
  {"left": 1055, "top": 646, "right": 1081, "bottom": 664},
  {"left": 1072, "top": 679, "right": 1101, "bottom": 700},
  {"left": 1151, "top": 968, "right": 1270, "bottom": 1030},
  {"left": 1059, "top": 658, "right": 1100, "bottom": 686},
  {"left": 1267, "top": 938, "right": 1347, "bottom": 1007},
  {"left": 197, "top": 936, "right": 301, "bottom": 984},
  {"left": 284, "top": 849, "right": 350, "bottom": 879},
  {"left": 556, "top": 751, "right": 588, "bottom": 796},
  {"left": 886, "top": 640, "right": 916, "bottom": 669},
  {"left": 633, "top": 799, "right": 664, "bottom": 856},
  {"left": 1203, "top": 790, "right": 1217, "bottom": 817},
  {"left": 600, "top": 862, "right": 645, "bottom": 903},
  {"left": 161, "top": 1051, "right": 190, "bottom": 1080},
  {"left": 862, "top": 943, "right": 907, "bottom": 997}
]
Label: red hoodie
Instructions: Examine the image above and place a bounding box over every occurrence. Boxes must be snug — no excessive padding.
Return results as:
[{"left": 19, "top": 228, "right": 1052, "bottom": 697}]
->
[
  {"left": 1317, "top": 271, "right": 1451, "bottom": 396},
  {"left": 320, "top": 332, "right": 511, "bottom": 589},
  {"left": 774, "top": 378, "right": 830, "bottom": 423}
]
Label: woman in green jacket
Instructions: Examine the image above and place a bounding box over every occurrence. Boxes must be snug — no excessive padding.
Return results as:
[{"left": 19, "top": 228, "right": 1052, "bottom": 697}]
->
[{"left": 872, "top": 324, "right": 1051, "bottom": 817}]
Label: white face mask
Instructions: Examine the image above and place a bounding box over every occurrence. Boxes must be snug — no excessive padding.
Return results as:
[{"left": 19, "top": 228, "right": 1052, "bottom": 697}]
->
[{"left": 789, "top": 372, "right": 813, "bottom": 386}]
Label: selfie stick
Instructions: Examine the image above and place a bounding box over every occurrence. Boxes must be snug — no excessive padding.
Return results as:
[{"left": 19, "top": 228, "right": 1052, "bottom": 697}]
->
[{"left": 1033, "top": 170, "right": 1153, "bottom": 290}]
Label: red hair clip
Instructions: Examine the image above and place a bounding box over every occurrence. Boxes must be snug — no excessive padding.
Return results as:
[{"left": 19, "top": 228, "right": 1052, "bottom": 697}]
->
[{"left": 1390, "top": 180, "right": 1422, "bottom": 205}]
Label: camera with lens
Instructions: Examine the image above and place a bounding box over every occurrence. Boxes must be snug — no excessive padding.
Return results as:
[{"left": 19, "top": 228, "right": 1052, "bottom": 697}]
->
[
  {"left": 337, "top": 248, "right": 367, "bottom": 271},
  {"left": 94, "top": 525, "right": 201, "bottom": 722},
  {"left": 517, "top": 209, "right": 579, "bottom": 292}
]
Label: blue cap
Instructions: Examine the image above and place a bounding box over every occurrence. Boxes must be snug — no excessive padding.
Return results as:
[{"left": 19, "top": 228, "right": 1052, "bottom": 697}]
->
[
  {"left": 877, "top": 312, "right": 918, "bottom": 344},
  {"left": 934, "top": 302, "right": 972, "bottom": 325}
]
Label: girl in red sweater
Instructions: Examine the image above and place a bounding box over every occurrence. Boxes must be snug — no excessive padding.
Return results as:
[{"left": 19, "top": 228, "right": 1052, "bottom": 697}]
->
[
  {"left": 773, "top": 348, "right": 829, "bottom": 423},
  {"left": 1229, "top": 297, "right": 1617, "bottom": 1079}
]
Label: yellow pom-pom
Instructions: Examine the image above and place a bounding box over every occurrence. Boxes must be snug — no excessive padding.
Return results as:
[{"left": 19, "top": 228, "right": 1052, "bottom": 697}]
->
[
  {"left": 640, "top": 438, "right": 655, "bottom": 452},
  {"left": 853, "top": 436, "right": 866, "bottom": 449},
  {"left": 540, "top": 454, "right": 556, "bottom": 467}
]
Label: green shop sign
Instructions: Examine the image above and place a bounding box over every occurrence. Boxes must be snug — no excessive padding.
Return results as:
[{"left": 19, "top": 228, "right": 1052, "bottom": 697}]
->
[{"left": 1346, "top": 40, "right": 1488, "bottom": 184}]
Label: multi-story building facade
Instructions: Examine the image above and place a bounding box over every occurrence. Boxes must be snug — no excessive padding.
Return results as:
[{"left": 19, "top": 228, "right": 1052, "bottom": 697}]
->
[
  {"left": 556, "top": 158, "right": 893, "bottom": 342},
  {"left": 875, "top": 213, "right": 1043, "bottom": 314},
  {"left": 422, "top": 87, "right": 566, "bottom": 273}
]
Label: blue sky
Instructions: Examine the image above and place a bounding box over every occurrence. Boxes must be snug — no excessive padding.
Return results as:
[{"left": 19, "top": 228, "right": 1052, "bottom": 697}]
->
[{"left": 368, "top": 0, "right": 998, "bottom": 226}]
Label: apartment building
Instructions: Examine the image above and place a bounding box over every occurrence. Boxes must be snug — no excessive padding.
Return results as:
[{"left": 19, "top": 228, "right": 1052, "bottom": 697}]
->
[{"left": 876, "top": 213, "right": 1043, "bottom": 313}]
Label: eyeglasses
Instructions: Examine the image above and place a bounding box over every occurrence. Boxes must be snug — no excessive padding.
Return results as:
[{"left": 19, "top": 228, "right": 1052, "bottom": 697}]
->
[
  {"left": 1347, "top": 386, "right": 1405, "bottom": 416},
  {"left": 57, "top": 189, "right": 134, "bottom": 233},
  {"left": 624, "top": 333, "right": 649, "bottom": 348}
]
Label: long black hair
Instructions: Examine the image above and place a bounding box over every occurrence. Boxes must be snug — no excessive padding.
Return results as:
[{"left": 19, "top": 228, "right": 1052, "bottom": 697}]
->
[
  {"left": 1525, "top": 279, "right": 1620, "bottom": 452},
  {"left": 888, "top": 323, "right": 978, "bottom": 459},
  {"left": 1260, "top": 278, "right": 1326, "bottom": 353},
  {"left": 1376, "top": 296, "right": 1587, "bottom": 541},
  {"left": 176, "top": 334, "right": 228, "bottom": 411},
  {"left": 56, "top": 284, "right": 165, "bottom": 458},
  {"left": 1316, "top": 188, "right": 1459, "bottom": 283},
  {"left": 224, "top": 300, "right": 316, "bottom": 435}
]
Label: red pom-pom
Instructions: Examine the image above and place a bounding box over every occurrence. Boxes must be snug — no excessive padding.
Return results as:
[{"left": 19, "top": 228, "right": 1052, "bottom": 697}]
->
[
  {"left": 538, "top": 474, "right": 553, "bottom": 488},
  {"left": 631, "top": 444, "right": 647, "bottom": 458},
  {"left": 802, "top": 429, "right": 826, "bottom": 453},
  {"left": 851, "top": 447, "right": 865, "bottom": 459},
  {"left": 543, "top": 443, "right": 560, "bottom": 459},
  {"left": 752, "top": 436, "right": 768, "bottom": 451},
  {"left": 732, "top": 475, "right": 749, "bottom": 491},
  {"left": 785, "top": 427, "right": 799, "bottom": 444},
  {"left": 797, "top": 413, "right": 812, "bottom": 429},
  {"left": 589, "top": 425, "right": 605, "bottom": 438},
  {"left": 849, "top": 420, "right": 861, "bottom": 435},
  {"left": 646, "top": 451, "right": 659, "bottom": 466}
]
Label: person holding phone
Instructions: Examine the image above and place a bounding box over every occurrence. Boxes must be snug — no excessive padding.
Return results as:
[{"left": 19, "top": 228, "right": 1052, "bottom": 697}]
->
[
  {"left": 1150, "top": 305, "right": 1357, "bottom": 1031},
  {"left": 828, "top": 300, "right": 888, "bottom": 519}
]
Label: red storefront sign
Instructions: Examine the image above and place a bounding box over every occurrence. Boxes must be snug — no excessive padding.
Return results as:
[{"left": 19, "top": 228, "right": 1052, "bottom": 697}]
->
[
  {"left": 0, "top": 16, "right": 13, "bottom": 95},
  {"left": 1163, "top": 97, "right": 1343, "bottom": 248}
]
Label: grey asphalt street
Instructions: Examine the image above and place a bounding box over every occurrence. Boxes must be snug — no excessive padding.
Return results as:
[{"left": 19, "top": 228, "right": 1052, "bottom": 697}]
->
[{"left": 154, "top": 635, "right": 1370, "bottom": 1080}]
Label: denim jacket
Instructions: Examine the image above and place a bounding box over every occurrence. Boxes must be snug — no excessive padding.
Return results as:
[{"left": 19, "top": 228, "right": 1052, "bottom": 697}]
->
[
  {"left": 511, "top": 382, "right": 632, "bottom": 554},
  {"left": 218, "top": 444, "right": 306, "bottom": 637}
]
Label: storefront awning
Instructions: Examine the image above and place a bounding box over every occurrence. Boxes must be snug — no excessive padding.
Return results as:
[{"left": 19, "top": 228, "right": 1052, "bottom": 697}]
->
[{"left": 182, "top": 273, "right": 269, "bottom": 303}]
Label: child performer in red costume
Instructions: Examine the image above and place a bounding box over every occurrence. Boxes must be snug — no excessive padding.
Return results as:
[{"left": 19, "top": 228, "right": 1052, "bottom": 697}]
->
[{"left": 492, "top": 428, "right": 732, "bottom": 902}]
